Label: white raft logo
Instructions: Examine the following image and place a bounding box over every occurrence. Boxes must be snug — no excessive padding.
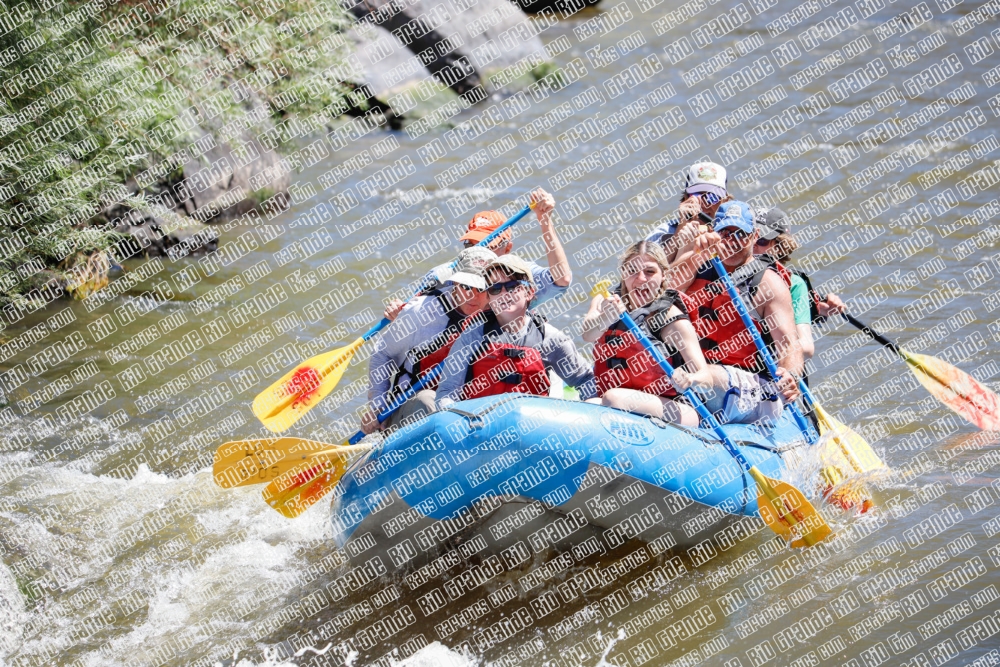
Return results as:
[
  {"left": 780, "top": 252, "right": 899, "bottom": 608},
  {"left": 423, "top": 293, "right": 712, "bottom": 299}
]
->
[{"left": 600, "top": 411, "right": 655, "bottom": 446}]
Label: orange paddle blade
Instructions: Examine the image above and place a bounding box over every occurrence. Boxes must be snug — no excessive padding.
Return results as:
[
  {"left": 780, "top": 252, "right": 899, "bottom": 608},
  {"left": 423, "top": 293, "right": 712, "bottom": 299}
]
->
[
  {"left": 252, "top": 338, "right": 365, "bottom": 433},
  {"left": 262, "top": 443, "right": 372, "bottom": 519},
  {"left": 902, "top": 350, "right": 1000, "bottom": 431},
  {"left": 813, "top": 404, "right": 882, "bottom": 512}
]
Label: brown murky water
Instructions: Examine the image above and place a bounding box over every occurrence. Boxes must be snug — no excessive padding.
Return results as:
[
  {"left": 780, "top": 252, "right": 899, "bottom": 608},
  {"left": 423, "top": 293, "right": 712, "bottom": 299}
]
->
[{"left": 1, "top": 0, "right": 999, "bottom": 665}]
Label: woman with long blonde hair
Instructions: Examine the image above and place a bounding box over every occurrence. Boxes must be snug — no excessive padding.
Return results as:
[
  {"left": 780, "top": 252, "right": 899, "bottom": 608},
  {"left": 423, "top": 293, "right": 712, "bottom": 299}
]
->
[{"left": 581, "top": 241, "right": 716, "bottom": 425}]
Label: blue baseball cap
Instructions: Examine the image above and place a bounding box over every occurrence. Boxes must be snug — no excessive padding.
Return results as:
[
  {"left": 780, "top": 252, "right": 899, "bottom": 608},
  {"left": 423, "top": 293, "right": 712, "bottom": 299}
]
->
[{"left": 713, "top": 201, "right": 755, "bottom": 234}]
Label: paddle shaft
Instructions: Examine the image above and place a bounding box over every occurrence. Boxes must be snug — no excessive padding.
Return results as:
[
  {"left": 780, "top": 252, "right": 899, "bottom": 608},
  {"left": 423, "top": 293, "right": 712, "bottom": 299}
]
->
[
  {"left": 843, "top": 313, "right": 952, "bottom": 385},
  {"left": 843, "top": 313, "right": 901, "bottom": 355},
  {"left": 356, "top": 205, "right": 535, "bottom": 343},
  {"left": 606, "top": 300, "right": 756, "bottom": 474},
  {"left": 709, "top": 257, "right": 819, "bottom": 445},
  {"left": 345, "top": 360, "right": 445, "bottom": 445}
]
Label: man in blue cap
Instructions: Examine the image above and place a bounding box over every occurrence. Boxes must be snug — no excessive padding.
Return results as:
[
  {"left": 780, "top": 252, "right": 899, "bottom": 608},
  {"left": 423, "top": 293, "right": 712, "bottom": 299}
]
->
[{"left": 675, "top": 200, "right": 802, "bottom": 425}]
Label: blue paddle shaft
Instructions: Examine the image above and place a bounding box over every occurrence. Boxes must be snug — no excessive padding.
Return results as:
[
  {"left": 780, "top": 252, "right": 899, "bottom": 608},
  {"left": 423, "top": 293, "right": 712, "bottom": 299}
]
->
[
  {"left": 615, "top": 309, "right": 756, "bottom": 474},
  {"left": 359, "top": 204, "right": 534, "bottom": 342},
  {"left": 347, "top": 361, "right": 445, "bottom": 445},
  {"left": 708, "top": 256, "right": 818, "bottom": 444}
]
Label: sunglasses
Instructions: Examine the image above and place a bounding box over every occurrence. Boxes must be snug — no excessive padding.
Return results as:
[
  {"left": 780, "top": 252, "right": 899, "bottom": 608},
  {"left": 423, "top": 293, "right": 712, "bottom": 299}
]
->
[
  {"left": 487, "top": 279, "right": 528, "bottom": 296},
  {"left": 684, "top": 192, "right": 722, "bottom": 207},
  {"left": 718, "top": 228, "right": 748, "bottom": 241},
  {"left": 755, "top": 238, "right": 773, "bottom": 246}
]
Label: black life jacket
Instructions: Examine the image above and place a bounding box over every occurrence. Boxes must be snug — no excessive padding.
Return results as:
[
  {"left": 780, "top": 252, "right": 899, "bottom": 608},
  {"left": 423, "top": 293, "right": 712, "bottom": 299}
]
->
[{"left": 593, "top": 290, "right": 688, "bottom": 398}]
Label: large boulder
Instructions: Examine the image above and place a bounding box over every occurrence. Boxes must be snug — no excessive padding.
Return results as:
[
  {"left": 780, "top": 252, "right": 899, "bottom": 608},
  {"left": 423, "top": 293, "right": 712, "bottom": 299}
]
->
[
  {"left": 178, "top": 127, "right": 290, "bottom": 224},
  {"left": 346, "top": 0, "right": 551, "bottom": 101}
]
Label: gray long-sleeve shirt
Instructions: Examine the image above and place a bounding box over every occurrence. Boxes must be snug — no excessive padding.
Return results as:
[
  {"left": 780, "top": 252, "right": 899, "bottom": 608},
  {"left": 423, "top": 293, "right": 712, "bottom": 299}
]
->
[
  {"left": 436, "top": 316, "right": 597, "bottom": 408},
  {"left": 367, "top": 293, "right": 455, "bottom": 414}
]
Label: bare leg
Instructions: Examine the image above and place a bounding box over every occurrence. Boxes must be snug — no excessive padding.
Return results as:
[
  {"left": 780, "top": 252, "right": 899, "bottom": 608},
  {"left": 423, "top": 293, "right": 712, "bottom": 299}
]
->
[{"left": 600, "top": 388, "right": 698, "bottom": 426}]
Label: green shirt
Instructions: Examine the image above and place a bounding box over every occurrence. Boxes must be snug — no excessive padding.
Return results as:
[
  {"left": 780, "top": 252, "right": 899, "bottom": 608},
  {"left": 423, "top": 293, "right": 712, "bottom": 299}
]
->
[{"left": 790, "top": 274, "right": 811, "bottom": 326}]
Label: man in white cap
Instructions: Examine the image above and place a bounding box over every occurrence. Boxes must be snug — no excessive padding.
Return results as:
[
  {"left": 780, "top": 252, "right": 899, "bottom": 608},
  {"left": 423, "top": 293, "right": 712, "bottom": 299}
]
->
[
  {"left": 646, "top": 161, "right": 732, "bottom": 267},
  {"left": 362, "top": 246, "right": 496, "bottom": 432},
  {"left": 435, "top": 254, "right": 596, "bottom": 409}
]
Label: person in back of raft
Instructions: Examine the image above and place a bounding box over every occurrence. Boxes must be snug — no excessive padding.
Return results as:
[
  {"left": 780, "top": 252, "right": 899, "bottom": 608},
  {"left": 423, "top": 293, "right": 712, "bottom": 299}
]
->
[
  {"left": 752, "top": 207, "right": 846, "bottom": 363},
  {"left": 361, "top": 247, "right": 496, "bottom": 434},
  {"left": 580, "top": 241, "right": 717, "bottom": 426},
  {"left": 645, "top": 161, "right": 733, "bottom": 268},
  {"left": 434, "top": 254, "right": 596, "bottom": 410},
  {"left": 673, "top": 201, "right": 803, "bottom": 426}
]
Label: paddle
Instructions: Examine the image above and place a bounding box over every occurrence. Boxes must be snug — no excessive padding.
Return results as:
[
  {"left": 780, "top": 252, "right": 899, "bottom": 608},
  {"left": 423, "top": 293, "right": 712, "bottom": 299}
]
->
[
  {"left": 252, "top": 203, "right": 535, "bottom": 433},
  {"left": 593, "top": 282, "right": 831, "bottom": 548},
  {"left": 213, "top": 438, "right": 357, "bottom": 488},
  {"left": 709, "top": 256, "right": 819, "bottom": 445},
  {"left": 798, "top": 380, "right": 884, "bottom": 511},
  {"left": 844, "top": 313, "right": 1000, "bottom": 431},
  {"left": 261, "top": 360, "right": 445, "bottom": 518},
  {"left": 710, "top": 257, "right": 882, "bottom": 511}
]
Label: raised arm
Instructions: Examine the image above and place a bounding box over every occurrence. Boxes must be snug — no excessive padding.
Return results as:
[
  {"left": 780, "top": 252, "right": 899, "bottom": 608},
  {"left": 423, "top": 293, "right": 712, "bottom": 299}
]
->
[
  {"left": 666, "top": 230, "right": 721, "bottom": 292},
  {"left": 531, "top": 188, "right": 571, "bottom": 287}
]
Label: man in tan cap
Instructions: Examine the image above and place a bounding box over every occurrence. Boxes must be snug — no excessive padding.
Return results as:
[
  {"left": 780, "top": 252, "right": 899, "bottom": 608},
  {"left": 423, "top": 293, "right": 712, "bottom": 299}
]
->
[
  {"left": 362, "top": 246, "right": 496, "bottom": 433},
  {"left": 434, "top": 253, "right": 596, "bottom": 408}
]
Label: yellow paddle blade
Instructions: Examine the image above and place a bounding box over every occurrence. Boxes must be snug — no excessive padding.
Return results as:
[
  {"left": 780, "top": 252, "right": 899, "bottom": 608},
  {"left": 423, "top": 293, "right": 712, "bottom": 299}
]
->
[
  {"left": 749, "top": 467, "right": 832, "bottom": 548},
  {"left": 590, "top": 279, "right": 614, "bottom": 298},
  {"left": 252, "top": 338, "right": 366, "bottom": 433},
  {"left": 814, "top": 403, "right": 886, "bottom": 473},
  {"left": 213, "top": 438, "right": 348, "bottom": 488},
  {"left": 812, "top": 403, "right": 882, "bottom": 512},
  {"left": 262, "top": 443, "right": 372, "bottom": 519},
  {"left": 902, "top": 350, "right": 1000, "bottom": 431}
]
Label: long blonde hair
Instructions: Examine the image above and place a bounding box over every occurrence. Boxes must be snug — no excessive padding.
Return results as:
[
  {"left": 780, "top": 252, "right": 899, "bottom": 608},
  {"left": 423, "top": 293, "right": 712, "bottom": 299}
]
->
[{"left": 618, "top": 241, "right": 670, "bottom": 309}]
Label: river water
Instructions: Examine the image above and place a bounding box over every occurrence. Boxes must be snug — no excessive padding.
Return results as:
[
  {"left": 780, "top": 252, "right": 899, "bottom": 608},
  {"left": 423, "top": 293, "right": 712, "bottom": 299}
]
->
[{"left": 2, "top": 0, "right": 1000, "bottom": 665}]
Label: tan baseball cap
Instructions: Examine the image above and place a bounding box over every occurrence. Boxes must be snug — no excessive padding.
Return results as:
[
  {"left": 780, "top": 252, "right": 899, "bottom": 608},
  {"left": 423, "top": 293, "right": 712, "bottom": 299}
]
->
[
  {"left": 446, "top": 246, "right": 497, "bottom": 290},
  {"left": 487, "top": 253, "right": 535, "bottom": 289}
]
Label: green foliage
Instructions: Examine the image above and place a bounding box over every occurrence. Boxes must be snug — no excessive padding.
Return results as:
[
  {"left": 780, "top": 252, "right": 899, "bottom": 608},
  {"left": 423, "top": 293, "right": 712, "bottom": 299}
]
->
[{"left": 0, "top": 0, "right": 355, "bottom": 306}]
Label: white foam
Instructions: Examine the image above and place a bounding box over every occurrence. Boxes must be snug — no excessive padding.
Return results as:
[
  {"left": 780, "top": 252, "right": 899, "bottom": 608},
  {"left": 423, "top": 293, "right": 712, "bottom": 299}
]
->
[
  {"left": 0, "top": 561, "right": 27, "bottom": 658},
  {"left": 393, "top": 641, "right": 476, "bottom": 667},
  {"left": 0, "top": 457, "right": 336, "bottom": 666}
]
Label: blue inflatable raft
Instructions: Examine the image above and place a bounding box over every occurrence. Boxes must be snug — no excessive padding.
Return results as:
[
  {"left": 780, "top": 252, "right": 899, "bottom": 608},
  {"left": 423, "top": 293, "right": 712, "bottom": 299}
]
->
[{"left": 330, "top": 395, "right": 808, "bottom": 568}]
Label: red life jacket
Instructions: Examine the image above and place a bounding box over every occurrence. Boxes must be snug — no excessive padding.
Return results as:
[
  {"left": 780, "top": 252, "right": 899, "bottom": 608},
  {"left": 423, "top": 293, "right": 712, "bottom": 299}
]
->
[
  {"left": 681, "top": 256, "right": 791, "bottom": 376},
  {"left": 462, "top": 311, "right": 550, "bottom": 400},
  {"left": 393, "top": 289, "right": 472, "bottom": 393},
  {"left": 593, "top": 291, "right": 688, "bottom": 398}
]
